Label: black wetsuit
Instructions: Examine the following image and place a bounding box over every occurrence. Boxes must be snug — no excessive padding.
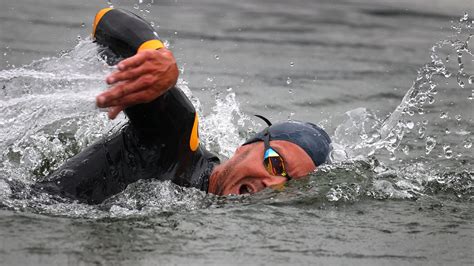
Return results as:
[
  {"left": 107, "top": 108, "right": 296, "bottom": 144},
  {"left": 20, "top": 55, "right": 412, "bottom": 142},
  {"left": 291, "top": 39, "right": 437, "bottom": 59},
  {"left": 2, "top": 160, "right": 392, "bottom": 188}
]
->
[
  {"left": 34, "top": 8, "right": 220, "bottom": 204},
  {"left": 36, "top": 87, "right": 219, "bottom": 204}
]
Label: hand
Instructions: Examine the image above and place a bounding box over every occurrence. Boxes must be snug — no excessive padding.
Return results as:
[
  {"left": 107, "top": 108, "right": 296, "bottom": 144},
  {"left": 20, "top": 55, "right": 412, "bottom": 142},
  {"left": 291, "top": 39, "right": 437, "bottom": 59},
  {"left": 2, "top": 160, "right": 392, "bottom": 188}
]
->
[{"left": 96, "top": 48, "right": 179, "bottom": 119}]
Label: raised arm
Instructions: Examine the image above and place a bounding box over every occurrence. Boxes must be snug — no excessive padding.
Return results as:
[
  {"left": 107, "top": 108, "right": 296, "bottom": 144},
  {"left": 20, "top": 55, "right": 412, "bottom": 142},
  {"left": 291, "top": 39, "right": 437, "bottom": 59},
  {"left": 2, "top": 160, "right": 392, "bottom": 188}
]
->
[
  {"left": 92, "top": 7, "right": 179, "bottom": 119},
  {"left": 33, "top": 8, "right": 202, "bottom": 204},
  {"left": 92, "top": 8, "right": 195, "bottom": 143}
]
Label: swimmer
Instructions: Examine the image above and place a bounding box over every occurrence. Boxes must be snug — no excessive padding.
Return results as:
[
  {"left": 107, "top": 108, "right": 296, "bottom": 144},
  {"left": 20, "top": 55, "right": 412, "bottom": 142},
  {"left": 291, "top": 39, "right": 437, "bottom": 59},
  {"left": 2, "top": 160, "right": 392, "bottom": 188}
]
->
[{"left": 34, "top": 8, "right": 331, "bottom": 204}]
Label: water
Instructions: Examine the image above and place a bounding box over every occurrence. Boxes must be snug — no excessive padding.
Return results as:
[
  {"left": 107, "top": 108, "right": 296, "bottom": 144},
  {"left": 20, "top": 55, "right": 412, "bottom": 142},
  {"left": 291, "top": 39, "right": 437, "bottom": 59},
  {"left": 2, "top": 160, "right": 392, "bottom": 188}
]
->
[{"left": 0, "top": 0, "right": 473, "bottom": 265}]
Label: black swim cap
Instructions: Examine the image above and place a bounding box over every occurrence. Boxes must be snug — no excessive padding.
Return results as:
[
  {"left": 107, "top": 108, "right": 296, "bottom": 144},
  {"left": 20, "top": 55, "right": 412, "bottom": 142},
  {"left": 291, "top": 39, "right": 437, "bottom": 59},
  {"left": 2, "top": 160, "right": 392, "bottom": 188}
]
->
[{"left": 243, "top": 120, "right": 331, "bottom": 166}]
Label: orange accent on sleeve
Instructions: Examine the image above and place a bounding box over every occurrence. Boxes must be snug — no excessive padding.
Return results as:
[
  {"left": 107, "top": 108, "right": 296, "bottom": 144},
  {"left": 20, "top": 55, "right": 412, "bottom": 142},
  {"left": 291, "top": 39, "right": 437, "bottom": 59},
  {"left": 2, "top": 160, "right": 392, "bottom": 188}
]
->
[
  {"left": 92, "top": 8, "right": 113, "bottom": 37},
  {"left": 137, "top": 40, "right": 164, "bottom": 52},
  {"left": 190, "top": 113, "right": 199, "bottom": 151}
]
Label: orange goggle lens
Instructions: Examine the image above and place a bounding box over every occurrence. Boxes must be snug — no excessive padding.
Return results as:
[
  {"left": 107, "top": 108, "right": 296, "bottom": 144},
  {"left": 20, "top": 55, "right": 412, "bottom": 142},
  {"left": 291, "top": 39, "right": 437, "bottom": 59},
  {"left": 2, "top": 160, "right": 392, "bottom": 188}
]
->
[{"left": 263, "top": 148, "right": 289, "bottom": 178}]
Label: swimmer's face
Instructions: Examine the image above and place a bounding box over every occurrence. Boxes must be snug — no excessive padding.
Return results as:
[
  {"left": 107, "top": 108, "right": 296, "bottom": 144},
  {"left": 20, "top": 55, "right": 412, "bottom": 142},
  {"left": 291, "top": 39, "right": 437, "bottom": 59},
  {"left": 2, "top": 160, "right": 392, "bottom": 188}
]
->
[{"left": 208, "top": 140, "right": 316, "bottom": 195}]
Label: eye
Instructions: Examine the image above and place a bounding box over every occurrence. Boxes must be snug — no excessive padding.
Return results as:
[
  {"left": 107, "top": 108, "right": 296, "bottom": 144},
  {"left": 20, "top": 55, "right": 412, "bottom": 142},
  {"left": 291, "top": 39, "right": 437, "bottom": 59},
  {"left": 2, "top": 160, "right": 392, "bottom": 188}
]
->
[
  {"left": 239, "top": 184, "right": 252, "bottom": 194},
  {"left": 264, "top": 156, "right": 288, "bottom": 177}
]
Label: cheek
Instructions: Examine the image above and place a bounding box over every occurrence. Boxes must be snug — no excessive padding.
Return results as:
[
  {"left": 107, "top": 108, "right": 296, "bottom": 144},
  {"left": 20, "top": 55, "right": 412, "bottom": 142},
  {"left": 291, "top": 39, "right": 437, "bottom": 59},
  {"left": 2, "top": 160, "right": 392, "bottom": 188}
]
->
[
  {"left": 209, "top": 162, "right": 234, "bottom": 194},
  {"left": 289, "top": 161, "right": 316, "bottom": 178},
  {"left": 215, "top": 164, "right": 233, "bottom": 188}
]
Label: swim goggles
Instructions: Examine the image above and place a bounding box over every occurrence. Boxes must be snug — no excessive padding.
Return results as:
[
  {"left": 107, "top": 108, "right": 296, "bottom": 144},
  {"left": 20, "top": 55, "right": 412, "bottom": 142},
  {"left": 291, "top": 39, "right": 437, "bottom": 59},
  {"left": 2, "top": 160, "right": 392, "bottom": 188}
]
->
[{"left": 255, "top": 115, "right": 292, "bottom": 180}]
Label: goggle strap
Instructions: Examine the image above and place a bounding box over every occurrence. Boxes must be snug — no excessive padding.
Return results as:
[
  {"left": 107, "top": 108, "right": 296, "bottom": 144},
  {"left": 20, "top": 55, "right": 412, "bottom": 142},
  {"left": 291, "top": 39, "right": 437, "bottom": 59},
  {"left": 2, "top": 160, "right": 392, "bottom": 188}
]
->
[{"left": 254, "top": 114, "right": 272, "bottom": 127}]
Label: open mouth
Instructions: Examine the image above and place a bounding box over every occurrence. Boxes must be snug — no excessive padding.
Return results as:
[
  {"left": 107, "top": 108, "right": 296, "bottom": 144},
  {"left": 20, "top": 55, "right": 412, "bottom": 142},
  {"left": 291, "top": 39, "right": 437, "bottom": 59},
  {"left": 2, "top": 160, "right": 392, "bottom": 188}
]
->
[{"left": 239, "top": 184, "right": 253, "bottom": 194}]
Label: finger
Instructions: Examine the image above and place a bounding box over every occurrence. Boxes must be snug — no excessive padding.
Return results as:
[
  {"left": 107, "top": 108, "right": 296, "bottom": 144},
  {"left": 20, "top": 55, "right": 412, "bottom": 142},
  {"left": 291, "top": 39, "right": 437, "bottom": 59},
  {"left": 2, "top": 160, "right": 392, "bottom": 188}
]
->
[
  {"left": 107, "top": 89, "right": 159, "bottom": 107},
  {"left": 96, "top": 82, "right": 132, "bottom": 108},
  {"left": 106, "top": 64, "right": 152, "bottom": 84},
  {"left": 116, "top": 52, "right": 148, "bottom": 71},
  {"left": 107, "top": 105, "right": 124, "bottom": 120},
  {"left": 97, "top": 75, "right": 156, "bottom": 107}
]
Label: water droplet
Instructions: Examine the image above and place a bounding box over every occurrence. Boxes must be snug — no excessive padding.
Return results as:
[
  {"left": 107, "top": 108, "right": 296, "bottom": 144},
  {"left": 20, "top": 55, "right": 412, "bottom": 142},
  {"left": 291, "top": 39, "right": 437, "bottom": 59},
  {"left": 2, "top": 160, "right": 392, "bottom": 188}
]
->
[
  {"left": 174, "top": 31, "right": 178, "bottom": 35},
  {"left": 288, "top": 89, "right": 293, "bottom": 94},
  {"left": 390, "top": 142, "right": 398, "bottom": 149},
  {"left": 133, "top": 4, "right": 139, "bottom": 9},
  {"left": 445, "top": 128, "right": 450, "bottom": 134},
  {"left": 227, "top": 87, "right": 233, "bottom": 92},
  {"left": 418, "top": 126, "right": 426, "bottom": 138},
  {"left": 455, "top": 114, "right": 462, "bottom": 121},
  {"left": 440, "top": 112, "right": 448, "bottom": 119},
  {"left": 463, "top": 138, "right": 472, "bottom": 148},
  {"left": 80, "top": 22, "right": 85, "bottom": 27},
  {"left": 286, "top": 77, "right": 292, "bottom": 85},
  {"left": 443, "top": 145, "right": 453, "bottom": 159},
  {"left": 425, "top": 136, "right": 437, "bottom": 154},
  {"left": 389, "top": 153, "right": 396, "bottom": 161},
  {"left": 206, "top": 77, "right": 214, "bottom": 82},
  {"left": 214, "top": 55, "right": 220, "bottom": 60},
  {"left": 388, "top": 136, "right": 397, "bottom": 144},
  {"left": 290, "top": 61, "right": 294, "bottom": 67},
  {"left": 468, "top": 76, "right": 474, "bottom": 84},
  {"left": 150, "top": 21, "right": 155, "bottom": 27},
  {"left": 457, "top": 76, "right": 465, "bottom": 88},
  {"left": 428, "top": 95, "right": 435, "bottom": 104},
  {"left": 460, "top": 12, "right": 469, "bottom": 22},
  {"left": 402, "top": 145, "right": 410, "bottom": 155},
  {"left": 76, "top": 35, "right": 81, "bottom": 41},
  {"left": 406, "top": 121, "right": 414, "bottom": 129}
]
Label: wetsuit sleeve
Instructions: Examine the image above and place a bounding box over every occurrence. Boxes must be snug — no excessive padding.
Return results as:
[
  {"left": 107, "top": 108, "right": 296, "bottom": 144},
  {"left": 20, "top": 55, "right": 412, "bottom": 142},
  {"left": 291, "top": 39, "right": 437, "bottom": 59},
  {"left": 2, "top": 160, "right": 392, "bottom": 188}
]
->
[
  {"left": 124, "top": 86, "right": 198, "bottom": 150},
  {"left": 91, "top": 8, "right": 199, "bottom": 150}
]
